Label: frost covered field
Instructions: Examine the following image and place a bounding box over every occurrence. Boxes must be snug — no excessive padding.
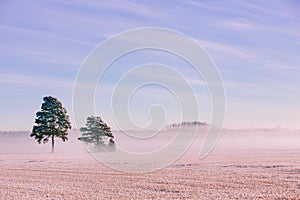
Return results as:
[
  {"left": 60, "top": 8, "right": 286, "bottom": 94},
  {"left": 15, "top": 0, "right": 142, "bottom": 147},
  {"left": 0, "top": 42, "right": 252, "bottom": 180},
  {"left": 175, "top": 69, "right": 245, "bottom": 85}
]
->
[{"left": 1, "top": 129, "right": 300, "bottom": 199}]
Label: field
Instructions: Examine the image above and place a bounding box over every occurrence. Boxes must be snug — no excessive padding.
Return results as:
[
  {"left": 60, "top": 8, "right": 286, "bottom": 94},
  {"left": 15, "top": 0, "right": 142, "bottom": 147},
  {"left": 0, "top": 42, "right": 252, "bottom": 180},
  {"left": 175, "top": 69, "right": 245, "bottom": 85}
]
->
[{"left": 0, "top": 129, "right": 300, "bottom": 199}]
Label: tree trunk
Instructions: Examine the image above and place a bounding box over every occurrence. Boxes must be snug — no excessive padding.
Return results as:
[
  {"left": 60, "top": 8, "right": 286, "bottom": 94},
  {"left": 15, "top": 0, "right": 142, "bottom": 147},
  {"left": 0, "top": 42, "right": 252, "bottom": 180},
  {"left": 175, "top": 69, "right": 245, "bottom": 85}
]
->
[{"left": 51, "top": 135, "right": 54, "bottom": 153}]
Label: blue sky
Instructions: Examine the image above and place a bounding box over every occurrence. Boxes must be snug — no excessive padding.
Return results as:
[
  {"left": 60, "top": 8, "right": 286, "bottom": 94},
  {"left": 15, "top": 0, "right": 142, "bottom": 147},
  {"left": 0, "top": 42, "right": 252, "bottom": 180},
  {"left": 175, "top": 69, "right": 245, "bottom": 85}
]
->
[{"left": 0, "top": 0, "right": 299, "bottom": 131}]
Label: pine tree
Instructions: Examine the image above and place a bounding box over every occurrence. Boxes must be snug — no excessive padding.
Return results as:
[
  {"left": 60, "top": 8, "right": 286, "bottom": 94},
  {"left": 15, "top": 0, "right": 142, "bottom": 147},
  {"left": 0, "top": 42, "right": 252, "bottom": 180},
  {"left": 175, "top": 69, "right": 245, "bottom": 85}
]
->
[
  {"left": 30, "top": 96, "right": 72, "bottom": 153},
  {"left": 78, "top": 116, "right": 115, "bottom": 151}
]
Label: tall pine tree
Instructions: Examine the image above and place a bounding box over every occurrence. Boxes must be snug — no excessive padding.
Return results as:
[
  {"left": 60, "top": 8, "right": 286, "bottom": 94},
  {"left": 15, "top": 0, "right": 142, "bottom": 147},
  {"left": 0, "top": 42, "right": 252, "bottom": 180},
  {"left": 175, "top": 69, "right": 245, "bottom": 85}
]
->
[{"left": 30, "top": 96, "right": 72, "bottom": 152}]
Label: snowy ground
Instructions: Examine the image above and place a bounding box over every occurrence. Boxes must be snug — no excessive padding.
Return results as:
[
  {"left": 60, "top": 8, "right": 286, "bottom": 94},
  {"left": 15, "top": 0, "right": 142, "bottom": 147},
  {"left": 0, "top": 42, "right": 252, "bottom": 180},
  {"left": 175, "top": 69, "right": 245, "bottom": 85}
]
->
[
  {"left": 0, "top": 129, "right": 300, "bottom": 199},
  {"left": 1, "top": 151, "right": 300, "bottom": 199}
]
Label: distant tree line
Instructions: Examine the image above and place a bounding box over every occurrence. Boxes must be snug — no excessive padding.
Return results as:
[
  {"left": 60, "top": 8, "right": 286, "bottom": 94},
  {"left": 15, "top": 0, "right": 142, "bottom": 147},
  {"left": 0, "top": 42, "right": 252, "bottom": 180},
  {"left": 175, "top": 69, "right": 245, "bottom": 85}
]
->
[
  {"left": 0, "top": 131, "right": 30, "bottom": 136},
  {"left": 167, "top": 121, "right": 208, "bottom": 128}
]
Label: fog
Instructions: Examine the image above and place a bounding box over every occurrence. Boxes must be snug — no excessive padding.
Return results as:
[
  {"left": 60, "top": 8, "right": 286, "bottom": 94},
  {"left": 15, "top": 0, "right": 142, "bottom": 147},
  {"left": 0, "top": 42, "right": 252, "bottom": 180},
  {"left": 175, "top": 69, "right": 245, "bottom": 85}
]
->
[
  {"left": 0, "top": 130, "right": 85, "bottom": 154},
  {"left": 0, "top": 127, "right": 299, "bottom": 155}
]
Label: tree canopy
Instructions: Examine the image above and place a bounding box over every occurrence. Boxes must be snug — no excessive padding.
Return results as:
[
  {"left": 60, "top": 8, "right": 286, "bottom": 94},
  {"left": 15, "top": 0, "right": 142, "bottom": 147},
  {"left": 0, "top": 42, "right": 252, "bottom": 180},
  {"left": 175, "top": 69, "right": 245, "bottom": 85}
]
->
[
  {"left": 30, "top": 96, "right": 72, "bottom": 152},
  {"left": 78, "top": 116, "right": 115, "bottom": 151}
]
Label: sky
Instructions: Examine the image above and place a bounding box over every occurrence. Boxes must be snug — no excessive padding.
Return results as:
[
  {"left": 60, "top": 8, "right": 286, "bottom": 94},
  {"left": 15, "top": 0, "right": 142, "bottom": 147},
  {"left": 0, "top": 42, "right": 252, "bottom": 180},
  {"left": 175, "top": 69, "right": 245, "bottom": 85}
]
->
[{"left": 0, "top": 0, "right": 299, "bottom": 131}]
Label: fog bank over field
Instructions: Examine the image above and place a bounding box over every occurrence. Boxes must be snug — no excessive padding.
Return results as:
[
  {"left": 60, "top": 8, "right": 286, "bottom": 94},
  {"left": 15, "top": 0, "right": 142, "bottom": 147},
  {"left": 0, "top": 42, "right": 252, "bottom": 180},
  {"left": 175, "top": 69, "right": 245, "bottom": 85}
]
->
[
  {"left": 0, "top": 127, "right": 299, "bottom": 154},
  {"left": 0, "top": 130, "right": 85, "bottom": 154}
]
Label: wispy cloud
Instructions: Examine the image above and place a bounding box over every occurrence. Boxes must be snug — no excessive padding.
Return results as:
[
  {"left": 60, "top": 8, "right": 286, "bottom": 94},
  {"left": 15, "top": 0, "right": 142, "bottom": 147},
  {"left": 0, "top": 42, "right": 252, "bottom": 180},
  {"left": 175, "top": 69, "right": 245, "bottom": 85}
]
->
[
  {"left": 186, "top": 0, "right": 231, "bottom": 12},
  {"left": 220, "top": 20, "right": 261, "bottom": 31},
  {"left": 0, "top": 73, "right": 73, "bottom": 90},
  {"left": 52, "top": 0, "right": 167, "bottom": 20},
  {"left": 197, "top": 39, "right": 299, "bottom": 73},
  {"left": 198, "top": 39, "right": 256, "bottom": 60},
  {"left": 253, "top": 59, "right": 297, "bottom": 71},
  {"left": 235, "top": 0, "right": 297, "bottom": 20},
  {"left": 0, "top": 25, "right": 93, "bottom": 66}
]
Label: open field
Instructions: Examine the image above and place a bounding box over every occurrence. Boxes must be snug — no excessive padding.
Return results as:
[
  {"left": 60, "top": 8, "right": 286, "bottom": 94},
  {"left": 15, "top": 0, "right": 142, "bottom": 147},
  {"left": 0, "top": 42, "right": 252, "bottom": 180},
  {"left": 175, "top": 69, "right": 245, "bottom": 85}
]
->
[
  {"left": 1, "top": 129, "right": 300, "bottom": 199},
  {"left": 1, "top": 150, "right": 300, "bottom": 199}
]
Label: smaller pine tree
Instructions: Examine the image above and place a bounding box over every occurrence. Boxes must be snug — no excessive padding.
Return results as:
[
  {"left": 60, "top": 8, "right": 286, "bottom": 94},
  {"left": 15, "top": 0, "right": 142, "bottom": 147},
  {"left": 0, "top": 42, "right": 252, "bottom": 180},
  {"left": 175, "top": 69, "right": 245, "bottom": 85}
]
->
[{"left": 78, "top": 116, "right": 115, "bottom": 152}]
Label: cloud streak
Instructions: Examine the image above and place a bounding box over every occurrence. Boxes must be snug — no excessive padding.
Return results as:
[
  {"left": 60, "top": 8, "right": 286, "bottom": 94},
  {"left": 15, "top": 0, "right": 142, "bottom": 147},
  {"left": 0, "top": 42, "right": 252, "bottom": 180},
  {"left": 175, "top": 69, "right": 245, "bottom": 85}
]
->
[{"left": 0, "top": 73, "right": 73, "bottom": 90}]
